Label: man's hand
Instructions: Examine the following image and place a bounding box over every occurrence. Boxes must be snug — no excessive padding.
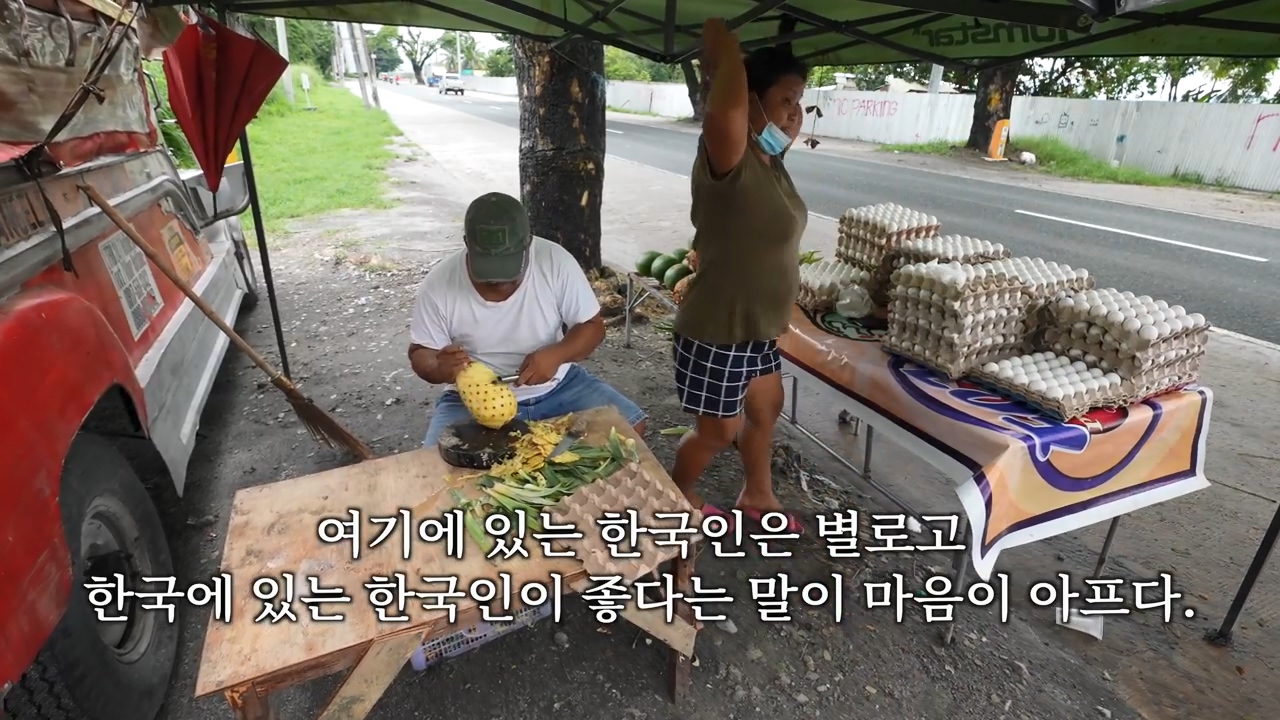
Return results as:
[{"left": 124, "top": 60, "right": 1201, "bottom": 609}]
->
[
  {"left": 437, "top": 344, "right": 471, "bottom": 382},
  {"left": 516, "top": 347, "right": 562, "bottom": 386}
]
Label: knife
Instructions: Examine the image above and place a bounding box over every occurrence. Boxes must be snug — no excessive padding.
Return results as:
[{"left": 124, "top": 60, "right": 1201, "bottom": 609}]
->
[
  {"left": 499, "top": 374, "right": 520, "bottom": 384},
  {"left": 548, "top": 431, "right": 581, "bottom": 459}
]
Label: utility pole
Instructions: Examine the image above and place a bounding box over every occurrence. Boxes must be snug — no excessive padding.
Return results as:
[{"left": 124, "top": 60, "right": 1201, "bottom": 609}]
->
[
  {"left": 928, "top": 64, "right": 944, "bottom": 93},
  {"left": 332, "top": 22, "right": 344, "bottom": 78},
  {"left": 275, "top": 17, "right": 295, "bottom": 104},
  {"left": 346, "top": 23, "right": 371, "bottom": 108},
  {"left": 354, "top": 24, "right": 381, "bottom": 109}
]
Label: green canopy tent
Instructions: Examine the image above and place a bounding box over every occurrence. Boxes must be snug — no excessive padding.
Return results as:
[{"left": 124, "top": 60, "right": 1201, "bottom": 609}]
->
[
  {"left": 166, "top": 1, "right": 1280, "bottom": 68},
  {"left": 164, "top": 0, "right": 1280, "bottom": 647}
]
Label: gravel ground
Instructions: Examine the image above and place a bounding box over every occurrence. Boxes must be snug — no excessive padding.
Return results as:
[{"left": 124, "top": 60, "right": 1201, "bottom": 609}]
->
[{"left": 145, "top": 142, "right": 1150, "bottom": 720}]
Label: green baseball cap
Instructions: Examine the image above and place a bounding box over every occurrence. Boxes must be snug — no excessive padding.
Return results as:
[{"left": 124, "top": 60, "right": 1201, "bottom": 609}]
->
[{"left": 464, "top": 192, "right": 531, "bottom": 283}]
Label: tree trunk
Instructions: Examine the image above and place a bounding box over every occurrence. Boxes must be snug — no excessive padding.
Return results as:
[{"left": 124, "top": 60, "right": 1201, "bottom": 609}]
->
[
  {"left": 965, "top": 61, "right": 1024, "bottom": 151},
  {"left": 410, "top": 59, "right": 426, "bottom": 85},
  {"left": 681, "top": 60, "right": 703, "bottom": 120},
  {"left": 512, "top": 37, "right": 606, "bottom": 270}
]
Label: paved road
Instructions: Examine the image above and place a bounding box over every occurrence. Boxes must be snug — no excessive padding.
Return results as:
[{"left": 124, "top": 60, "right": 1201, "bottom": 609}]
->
[{"left": 401, "top": 86, "right": 1280, "bottom": 343}]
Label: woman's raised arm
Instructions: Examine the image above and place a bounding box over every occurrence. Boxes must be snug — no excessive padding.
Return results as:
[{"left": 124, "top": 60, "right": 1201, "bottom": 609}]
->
[{"left": 700, "top": 18, "right": 749, "bottom": 178}]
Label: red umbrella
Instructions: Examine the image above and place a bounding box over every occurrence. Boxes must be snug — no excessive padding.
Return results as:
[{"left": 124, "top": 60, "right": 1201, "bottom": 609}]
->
[{"left": 162, "top": 13, "right": 288, "bottom": 191}]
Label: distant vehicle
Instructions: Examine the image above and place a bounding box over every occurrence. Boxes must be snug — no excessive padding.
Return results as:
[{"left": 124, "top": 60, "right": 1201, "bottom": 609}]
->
[
  {"left": 428, "top": 75, "right": 440, "bottom": 87},
  {"left": 439, "top": 72, "right": 465, "bottom": 96}
]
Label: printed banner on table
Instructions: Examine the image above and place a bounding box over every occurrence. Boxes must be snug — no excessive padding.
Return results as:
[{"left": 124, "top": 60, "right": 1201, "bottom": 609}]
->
[{"left": 781, "top": 306, "right": 1212, "bottom": 581}]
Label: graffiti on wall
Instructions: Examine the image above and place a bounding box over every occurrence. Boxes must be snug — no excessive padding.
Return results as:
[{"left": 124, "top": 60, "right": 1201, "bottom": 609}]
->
[
  {"left": 823, "top": 95, "right": 899, "bottom": 119},
  {"left": 1245, "top": 112, "right": 1280, "bottom": 153}
]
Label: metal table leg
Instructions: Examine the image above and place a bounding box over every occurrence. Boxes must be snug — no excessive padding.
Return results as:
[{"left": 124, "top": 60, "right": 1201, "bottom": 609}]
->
[
  {"left": 1206, "top": 499, "right": 1280, "bottom": 646},
  {"left": 1092, "top": 517, "right": 1121, "bottom": 578}
]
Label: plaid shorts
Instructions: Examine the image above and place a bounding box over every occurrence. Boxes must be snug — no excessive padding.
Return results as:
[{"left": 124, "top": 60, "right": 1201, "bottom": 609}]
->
[{"left": 673, "top": 334, "right": 782, "bottom": 418}]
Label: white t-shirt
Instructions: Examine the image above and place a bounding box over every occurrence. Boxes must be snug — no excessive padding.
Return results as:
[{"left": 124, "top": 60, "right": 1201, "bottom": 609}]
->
[{"left": 410, "top": 237, "right": 602, "bottom": 401}]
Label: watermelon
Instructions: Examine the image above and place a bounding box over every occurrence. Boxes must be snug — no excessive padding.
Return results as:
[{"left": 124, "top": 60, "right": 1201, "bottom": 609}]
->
[
  {"left": 649, "top": 254, "right": 680, "bottom": 280},
  {"left": 671, "top": 248, "right": 690, "bottom": 262},
  {"left": 636, "top": 250, "right": 663, "bottom": 277},
  {"left": 663, "top": 263, "right": 694, "bottom": 290}
]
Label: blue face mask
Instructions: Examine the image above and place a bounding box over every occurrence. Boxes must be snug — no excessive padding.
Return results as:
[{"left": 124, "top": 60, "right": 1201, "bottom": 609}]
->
[
  {"left": 752, "top": 122, "right": 791, "bottom": 156},
  {"left": 750, "top": 97, "right": 791, "bottom": 156}
]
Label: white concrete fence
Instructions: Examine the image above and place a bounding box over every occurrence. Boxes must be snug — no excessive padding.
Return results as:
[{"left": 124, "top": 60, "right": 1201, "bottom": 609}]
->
[{"left": 464, "top": 75, "right": 1280, "bottom": 193}]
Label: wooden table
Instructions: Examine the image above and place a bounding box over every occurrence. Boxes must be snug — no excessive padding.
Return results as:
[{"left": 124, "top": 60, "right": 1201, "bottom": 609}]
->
[{"left": 195, "top": 407, "right": 699, "bottom": 719}]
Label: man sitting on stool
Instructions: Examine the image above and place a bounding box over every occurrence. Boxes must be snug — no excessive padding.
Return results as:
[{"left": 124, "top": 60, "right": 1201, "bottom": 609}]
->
[{"left": 409, "top": 191, "right": 646, "bottom": 446}]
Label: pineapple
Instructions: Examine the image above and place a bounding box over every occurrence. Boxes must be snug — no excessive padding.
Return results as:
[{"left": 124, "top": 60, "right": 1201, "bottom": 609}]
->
[
  {"left": 455, "top": 362, "right": 518, "bottom": 429},
  {"left": 684, "top": 250, "right": 699, "bottom": 273},
  {"left": 672, "top": 273, "right": 694, "bottom": 304}
]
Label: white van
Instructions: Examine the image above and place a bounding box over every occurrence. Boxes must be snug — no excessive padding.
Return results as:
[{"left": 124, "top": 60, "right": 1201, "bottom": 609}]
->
[{"left": 439, "top": 72, "right": 465, "bottom": 95}]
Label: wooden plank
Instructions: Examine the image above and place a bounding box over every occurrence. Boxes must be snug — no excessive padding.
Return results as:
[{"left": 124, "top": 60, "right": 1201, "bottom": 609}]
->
[
  {"left": 195, "top": 406, "right": 677, "bottom": 697},
  {"left": 668, "top": 555, "right": 696, "bottom": 704},
  {"left": 316, "top": 632, "right": 425, "bottom": 720}
]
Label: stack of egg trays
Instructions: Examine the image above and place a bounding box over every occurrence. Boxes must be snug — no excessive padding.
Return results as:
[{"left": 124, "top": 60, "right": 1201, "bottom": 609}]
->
[
  {"left": 873, "top": 237, "right": 1010, "bottom": 308},
  {"left": 882, "top": 273, "right": 1029, "bottom": 380},
  {"left": 837, "top": 213, "right": 940, "bottom": 305},
  {"left": 967, "top": 359, "right": 1129, "bottom": 422},
  {"left": 797, "top": 259, "right": 868, "bottom": 314},
  {"left": 1044, "top": 298, "right": 1211, "bottom": 399}
]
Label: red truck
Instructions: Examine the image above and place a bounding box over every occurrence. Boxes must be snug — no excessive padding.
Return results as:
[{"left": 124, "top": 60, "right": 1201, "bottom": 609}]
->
[{"left": 1, "top": 4, "right": 256, "bottom": 718}]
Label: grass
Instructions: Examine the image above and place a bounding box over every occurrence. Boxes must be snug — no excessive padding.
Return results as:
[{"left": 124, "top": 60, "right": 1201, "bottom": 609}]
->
[
  {"left": 151, "top": 63, "right": 399, "bottom": 235},
  {"left": 244, "top": 67, "right": 399, "bottom": 233},
  {"left": 880, "top": 135, "right": 1219, "bottom": 188}
]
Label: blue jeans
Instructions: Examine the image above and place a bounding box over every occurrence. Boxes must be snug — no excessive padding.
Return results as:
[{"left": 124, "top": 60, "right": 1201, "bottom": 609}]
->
[{"left": 423, "top": 365, "right": 646, "bottom": 447}]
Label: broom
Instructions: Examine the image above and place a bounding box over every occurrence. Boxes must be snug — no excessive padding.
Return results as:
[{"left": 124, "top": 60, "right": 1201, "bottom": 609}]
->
[{"left": 81, "top": 184, "right": 374, "bottom": 461}]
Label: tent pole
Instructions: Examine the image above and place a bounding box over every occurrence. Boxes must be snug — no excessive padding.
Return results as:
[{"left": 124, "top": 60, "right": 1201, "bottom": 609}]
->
[
  {"left": 215, "top": 6, "right": 291, "bottom": 380},
  {"left": 1206, "top": 499, "right": 1280, "bottom": 645},
  {"left": 236, "top": 128, "right": 292, "bottom": 381}
]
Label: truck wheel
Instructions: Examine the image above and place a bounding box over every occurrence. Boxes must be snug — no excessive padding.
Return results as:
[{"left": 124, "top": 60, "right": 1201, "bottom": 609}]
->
[{"left": 2, "top": 434, "right": 178, "bottom": 720}]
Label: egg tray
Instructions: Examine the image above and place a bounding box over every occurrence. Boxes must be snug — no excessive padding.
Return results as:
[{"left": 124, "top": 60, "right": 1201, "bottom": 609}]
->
[
  {"left": 887, "top": 323, "right": 1028, "bottom": 353},
  {"left": 992, "top": 273, "right": 1095, "bottom": 303},
  {"left": 797, "top": 289, "right": 838, "bottom": 314},
  {"left": 1045, "top": 325, "right": 1210, "bottom": 376},
  {"left": 895, "top": 237, "right": 1010, "bottom": 265},
  {"left": 1048, "top": 318, "right": 1211, "bottom": 359},
  {"left": 889, "top": 289, "right": 1028, "bottom": 317},
  {"left": 546, "top": 462, "right": 702, "bottom": 583},
  {"left": 882, "top": 335, "right": 1015, "bottom": 380},
  {"left": 967, "top": 367, "right": 1131, "bottom": 422}
]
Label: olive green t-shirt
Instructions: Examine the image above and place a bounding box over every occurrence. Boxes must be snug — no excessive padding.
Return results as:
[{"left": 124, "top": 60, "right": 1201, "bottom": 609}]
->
[{"left": 674, "top": 139, "right": 808, "bottom": 345}]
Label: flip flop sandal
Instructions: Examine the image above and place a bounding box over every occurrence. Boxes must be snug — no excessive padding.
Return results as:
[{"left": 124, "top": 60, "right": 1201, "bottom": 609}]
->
[{"left": 736, "top": 505, "right": 806, "bottom": 535}]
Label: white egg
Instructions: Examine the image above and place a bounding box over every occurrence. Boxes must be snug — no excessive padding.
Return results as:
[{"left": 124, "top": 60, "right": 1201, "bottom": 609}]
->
[
  {"left": 998, "top": 367, "right": 1014, "bottom": 380},
  {"left": 1138, "top": 325, "right": 1158, "bottom": 342},
  {"left": 1012, "top": 373, "right": 1029, "bottom": 386},
  {"left": 1104, "top": 372, "right": 1122, "bottom": 386},
  {"left": 1083, "top": 378, "right": 1100, "bottom": 393},
  {"left": 1106, "top": 310, "right": 1124, "bottom": 324},
  {"left": 1084, "top": 354, "right": 1099, "bottom": 366},
  {"left": 1155, "top": 299, "right": 1169, "bottom": 310},
  {"left": 1045, "top": 387, "right": 1065, "bottom": 401},
  {"left": 1167, "top": 318, "right": 1184, "bottom": 334},
  {"left": 1189, "top": 313, "right": 1206, "bottom": 328},
  {"left": 984, "top": 362, "right": 1000, "bottom": 373},
  {"left": 1150, "top": 310, "right": 1166, "bottom": 323},
  {"left": 1169, "top": 305, "right": 1186, "bottom": 318},
  {"left": 1071, "top": 361, "right": 1089, "bottom": 372},
  {"left": 1155, "top": 321, "right": 1171, "bottom": 337},
  {"left": 1029, "top": 380, "right": 1047, "bottom": 393},
  {"left": 1136, "top": 314, "right": 1154, "bottom": 327}
]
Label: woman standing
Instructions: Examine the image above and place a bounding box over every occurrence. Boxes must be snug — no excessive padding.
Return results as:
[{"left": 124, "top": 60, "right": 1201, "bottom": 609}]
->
[{"left": 670, "top": 18, "right": 809, "bottom": 533}]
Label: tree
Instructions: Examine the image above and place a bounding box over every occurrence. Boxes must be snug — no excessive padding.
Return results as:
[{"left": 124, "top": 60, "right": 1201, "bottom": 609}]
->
[
  {"left": 1195, "top": 58, "right": 1278, "bottom": 102},
  {"left": 395, "top": 28, "right": 440, "bottom": 85},
  {"left": 603, "top": 46, "right": 650, "bottom": 81},
  {"left": 966, "top": 61, "right": 1025, "bottom": 151},
  {"left": 483, "top": 45, "right": 514, "bottom": 77},
  {"left": 439, "top": 30, "right": 480, "bottom": 72},
  {"left": 236, "top": 16, "right": 335, "bottom": 78},
  {"left": 368, "top": 27, "right": 401, "bottom": 75},
  {"left": 512, "top": 37, "right": 606, "bottom": 269},
  {"left": 680, "top": 60, "right": 704, "bottom": 119}
]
